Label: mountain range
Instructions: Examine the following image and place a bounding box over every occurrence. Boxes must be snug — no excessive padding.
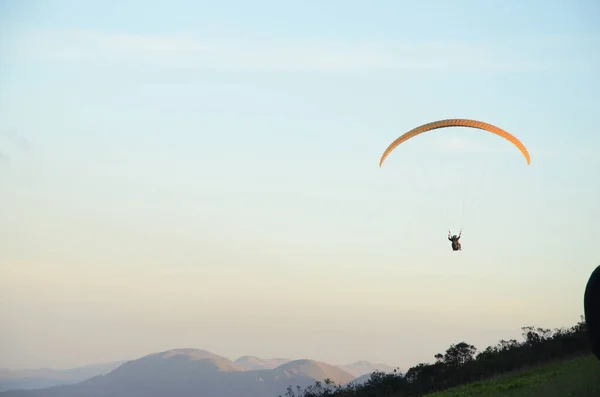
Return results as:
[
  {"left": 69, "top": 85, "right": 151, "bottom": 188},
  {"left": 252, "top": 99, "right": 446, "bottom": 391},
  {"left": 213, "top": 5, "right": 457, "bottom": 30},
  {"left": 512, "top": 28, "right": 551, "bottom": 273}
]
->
[
  {"left": 0, "top": 362, "right": 126, "bottom": 392},
  {"left": 0, "top": 349, "right": 396, "bottom": 397}
]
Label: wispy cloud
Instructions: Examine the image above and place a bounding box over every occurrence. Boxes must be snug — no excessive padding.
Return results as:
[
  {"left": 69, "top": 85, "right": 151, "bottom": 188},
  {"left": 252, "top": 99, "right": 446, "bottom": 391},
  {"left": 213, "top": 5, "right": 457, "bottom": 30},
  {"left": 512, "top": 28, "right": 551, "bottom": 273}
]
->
[{"left": 13, "top": 29, "right": 597, "bottom": 73}]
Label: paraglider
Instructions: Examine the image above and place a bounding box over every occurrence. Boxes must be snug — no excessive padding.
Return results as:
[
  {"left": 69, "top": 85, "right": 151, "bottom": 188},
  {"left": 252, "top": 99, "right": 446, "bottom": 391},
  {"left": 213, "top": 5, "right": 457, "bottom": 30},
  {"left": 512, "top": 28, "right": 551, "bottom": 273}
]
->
[
  {"left": 448, "top": 231, "right": 462, "bottom": 251},
  {"left": 379, "top": 119, "right": 530, "bottom": 250}
]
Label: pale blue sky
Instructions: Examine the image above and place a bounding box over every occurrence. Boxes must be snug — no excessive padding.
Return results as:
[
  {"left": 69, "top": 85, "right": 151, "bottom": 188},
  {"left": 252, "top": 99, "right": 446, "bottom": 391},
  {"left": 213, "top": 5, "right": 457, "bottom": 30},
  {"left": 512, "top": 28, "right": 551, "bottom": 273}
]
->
[{"left": 1, "top": 0, "right": 599, "bottom": 370}]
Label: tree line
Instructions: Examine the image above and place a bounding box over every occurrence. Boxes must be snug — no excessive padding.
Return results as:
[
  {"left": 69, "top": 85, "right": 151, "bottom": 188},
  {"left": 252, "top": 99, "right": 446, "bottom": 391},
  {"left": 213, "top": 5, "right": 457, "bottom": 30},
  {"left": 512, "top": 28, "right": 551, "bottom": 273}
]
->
[{"left": 279, "top": 316, "right": 592, "bottom": 397}]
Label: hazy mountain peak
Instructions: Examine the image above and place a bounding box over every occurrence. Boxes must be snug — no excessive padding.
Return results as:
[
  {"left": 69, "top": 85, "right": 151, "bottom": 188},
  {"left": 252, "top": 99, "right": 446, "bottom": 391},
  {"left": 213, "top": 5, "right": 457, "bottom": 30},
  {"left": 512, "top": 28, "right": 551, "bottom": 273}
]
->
[
  {"left": 105, "top": 348, "right": 241, "bottom": 382},
  {"left": 274, "top": 359, "right": 355, "bottom": 385},
  {"left": 234, "top": 356, "right": 291, "bottom": 371},
  {"left": 337, "top": 360, "right": 396, "bottom": 378},
  {"left": 149, "top": 348, "right": 225, "bottom": 361}
]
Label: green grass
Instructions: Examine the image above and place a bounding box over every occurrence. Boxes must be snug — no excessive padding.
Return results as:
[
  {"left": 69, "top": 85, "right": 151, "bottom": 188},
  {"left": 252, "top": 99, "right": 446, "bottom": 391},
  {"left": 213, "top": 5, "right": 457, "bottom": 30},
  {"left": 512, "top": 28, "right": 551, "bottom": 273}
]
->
[{"left": 425, "top": 355, "right": 600, "bottom": 397}]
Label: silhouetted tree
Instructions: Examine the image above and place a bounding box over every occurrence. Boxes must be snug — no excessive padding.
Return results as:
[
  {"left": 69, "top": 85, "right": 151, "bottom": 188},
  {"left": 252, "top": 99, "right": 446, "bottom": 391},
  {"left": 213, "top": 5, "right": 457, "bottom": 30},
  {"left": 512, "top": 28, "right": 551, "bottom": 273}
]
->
[{"left": 442, "top": 342, "right": 477, "bottom": 367}]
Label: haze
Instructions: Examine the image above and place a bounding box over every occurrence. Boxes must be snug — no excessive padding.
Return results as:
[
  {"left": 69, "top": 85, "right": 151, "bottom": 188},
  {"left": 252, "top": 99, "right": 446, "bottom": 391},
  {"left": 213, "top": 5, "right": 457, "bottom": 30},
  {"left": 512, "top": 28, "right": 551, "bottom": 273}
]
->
[{"left": 1, "top": 0, "right": 599, "bottom": 372}]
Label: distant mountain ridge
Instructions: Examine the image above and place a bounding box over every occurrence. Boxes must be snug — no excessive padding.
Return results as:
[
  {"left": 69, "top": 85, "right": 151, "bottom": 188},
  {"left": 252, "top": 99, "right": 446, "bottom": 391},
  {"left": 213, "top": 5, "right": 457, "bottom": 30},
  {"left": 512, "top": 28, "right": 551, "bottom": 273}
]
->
[
  {"left": 0, "top": 348, "right": 396, "bottom": 397},
  {"left": 234, "top": 356, "right": 291, "bottom": 371},
  {"left": 338, "top": 360, "right": 395, "bottom": 378},
  {"left": 0, "top": 362, "right": 126, "bottom": 392}
]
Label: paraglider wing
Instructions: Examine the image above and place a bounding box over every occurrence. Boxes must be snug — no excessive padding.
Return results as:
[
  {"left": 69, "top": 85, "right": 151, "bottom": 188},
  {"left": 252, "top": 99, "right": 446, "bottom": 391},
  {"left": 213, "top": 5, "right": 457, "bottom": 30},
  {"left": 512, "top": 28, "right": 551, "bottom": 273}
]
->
[{"left": 378, "top": 119, "right": 531, "bottom": 167}]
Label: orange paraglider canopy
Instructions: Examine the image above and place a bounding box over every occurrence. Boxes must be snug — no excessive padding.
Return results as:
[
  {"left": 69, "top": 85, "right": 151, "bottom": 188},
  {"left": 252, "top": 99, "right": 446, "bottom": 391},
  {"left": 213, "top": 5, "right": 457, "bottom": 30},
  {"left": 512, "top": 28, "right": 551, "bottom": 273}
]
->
[{"left": 379, "top": 119, "right": 531, "bottom": 167}]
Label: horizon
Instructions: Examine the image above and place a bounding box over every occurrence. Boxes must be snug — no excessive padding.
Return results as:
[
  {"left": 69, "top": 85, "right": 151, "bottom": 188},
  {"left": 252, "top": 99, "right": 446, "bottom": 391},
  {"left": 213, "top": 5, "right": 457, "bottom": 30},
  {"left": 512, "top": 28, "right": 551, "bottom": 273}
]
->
[
  {"left": 2, "top": 347, "right": 396, "bottom": 372},
  {"left": 1, "top": 0, "right": 599, "bottom": 372}
]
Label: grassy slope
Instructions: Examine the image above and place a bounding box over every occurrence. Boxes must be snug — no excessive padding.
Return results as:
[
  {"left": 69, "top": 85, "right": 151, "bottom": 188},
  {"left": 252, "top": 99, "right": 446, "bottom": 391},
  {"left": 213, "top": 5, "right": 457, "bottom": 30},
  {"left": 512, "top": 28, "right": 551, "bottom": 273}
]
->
[{"left": 425, "top": 354, "right": 600, "bottom": 397}]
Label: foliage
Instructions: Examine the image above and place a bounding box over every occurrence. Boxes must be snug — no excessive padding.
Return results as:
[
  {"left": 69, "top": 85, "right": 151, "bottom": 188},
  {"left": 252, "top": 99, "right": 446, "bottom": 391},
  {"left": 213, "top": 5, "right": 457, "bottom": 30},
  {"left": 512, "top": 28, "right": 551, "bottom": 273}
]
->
[{"left": 279, "top": 316, "right": 594, "bottom": 397}]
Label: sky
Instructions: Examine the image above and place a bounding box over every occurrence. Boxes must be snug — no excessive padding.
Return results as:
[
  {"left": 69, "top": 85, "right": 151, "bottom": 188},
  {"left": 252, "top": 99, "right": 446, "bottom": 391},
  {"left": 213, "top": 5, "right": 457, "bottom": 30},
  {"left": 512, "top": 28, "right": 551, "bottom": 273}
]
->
[{"left": 1, "top": 0, "right": 599, "bottom": 371}]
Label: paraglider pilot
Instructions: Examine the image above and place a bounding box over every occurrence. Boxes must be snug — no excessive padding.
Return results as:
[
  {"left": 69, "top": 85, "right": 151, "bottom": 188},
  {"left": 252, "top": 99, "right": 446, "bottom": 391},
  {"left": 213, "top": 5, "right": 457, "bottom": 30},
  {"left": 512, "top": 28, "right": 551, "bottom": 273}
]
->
[{"left": 448, "top": 231, "right": 462, "bottom": 251}]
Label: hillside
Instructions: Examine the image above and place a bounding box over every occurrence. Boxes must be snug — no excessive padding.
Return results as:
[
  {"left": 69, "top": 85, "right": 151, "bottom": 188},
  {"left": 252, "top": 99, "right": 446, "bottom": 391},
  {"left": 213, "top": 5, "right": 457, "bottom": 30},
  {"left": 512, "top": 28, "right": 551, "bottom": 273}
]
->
[
  {"left": 277, "top": 318, "right": 595, "bottom": 396},
  {"left": 425, "top": 354, "right": 600, "bottom": 397}
]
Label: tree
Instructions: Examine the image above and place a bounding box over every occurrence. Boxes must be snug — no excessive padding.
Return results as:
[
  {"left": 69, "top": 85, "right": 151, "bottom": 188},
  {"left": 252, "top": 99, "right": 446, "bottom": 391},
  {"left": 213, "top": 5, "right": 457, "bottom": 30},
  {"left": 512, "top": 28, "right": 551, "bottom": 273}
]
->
[{"left": 443, "top": 342, "right": 477, "bottom": 367}]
